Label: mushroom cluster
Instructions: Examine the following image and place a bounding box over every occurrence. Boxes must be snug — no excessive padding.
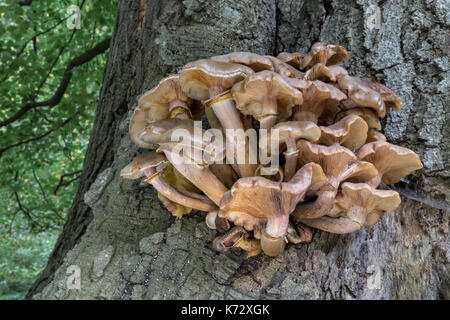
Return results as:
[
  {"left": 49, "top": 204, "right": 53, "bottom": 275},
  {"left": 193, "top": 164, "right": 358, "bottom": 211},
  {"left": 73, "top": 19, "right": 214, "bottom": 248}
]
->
[{"left": 121, "top": 42, "right": 423, "bottom": 257}]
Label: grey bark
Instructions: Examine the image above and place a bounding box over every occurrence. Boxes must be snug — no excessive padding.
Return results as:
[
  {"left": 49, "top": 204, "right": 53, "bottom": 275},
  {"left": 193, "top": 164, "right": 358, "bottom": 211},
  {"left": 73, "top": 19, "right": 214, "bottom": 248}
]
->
[{"left": 28, "top": 0, "right": 449, "bottom": 300}]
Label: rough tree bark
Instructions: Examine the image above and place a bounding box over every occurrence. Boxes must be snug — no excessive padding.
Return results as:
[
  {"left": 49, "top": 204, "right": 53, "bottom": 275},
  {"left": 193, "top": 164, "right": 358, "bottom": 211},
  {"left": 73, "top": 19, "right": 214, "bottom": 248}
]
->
[{"left": 28, "top": 0, "right": 449, "bottom": 300}]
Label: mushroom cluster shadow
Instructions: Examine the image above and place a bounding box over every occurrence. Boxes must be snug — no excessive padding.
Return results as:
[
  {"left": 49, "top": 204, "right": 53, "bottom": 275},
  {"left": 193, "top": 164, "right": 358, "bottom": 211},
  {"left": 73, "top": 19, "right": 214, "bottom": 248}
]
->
[{"left": 121, "top": 43, "right": 423, "bottom": 257}]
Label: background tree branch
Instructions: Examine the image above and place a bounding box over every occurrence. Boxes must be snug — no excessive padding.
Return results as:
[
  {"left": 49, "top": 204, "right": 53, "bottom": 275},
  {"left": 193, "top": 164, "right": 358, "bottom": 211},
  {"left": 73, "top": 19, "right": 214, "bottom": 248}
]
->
[{"left": 0, "top": 36, "right": 111, "bottom": 128}]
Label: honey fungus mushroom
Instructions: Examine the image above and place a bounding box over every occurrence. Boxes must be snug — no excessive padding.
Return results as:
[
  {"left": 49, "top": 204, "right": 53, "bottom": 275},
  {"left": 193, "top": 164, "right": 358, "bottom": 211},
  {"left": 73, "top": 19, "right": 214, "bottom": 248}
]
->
[
  {"left": 357, "top": 141, "right": 423, "bottom": 187},
  {"left": 232, "top": 70, "right": 303, "bottom": 129},
  {"left": 220, "top": 163, "right": 326, "bottom": 256},
  {"left": 180, "top": 59, "right": 257, "bottom": 177},
  {"left": 318, "top": 114, "right": 369, "bottom": 151},
  {"left": 276, "top": 52, "right": 304, "bottom": 68},
  {"left": 258, "top": 120, "right": 321, "bottom": 181},
  {"left": 130, "top": 115, "right": 194, "bottom": 149},
  {"left": 120, "top": 152, "right": 216, "bottom": 212},
  {"left": 211, "top": 52, "right": 274, "bottom": 72},
  {"left": 212, "top": 226, "right": 262, "bottom": 258},
  {"left": 292, "top": 141, "right": 378, "bottom": 219},
  {"left": 297, "top": 182, "right": 401, "bottom": 233},
  {"left": 286, "top": 78, "right": 347, "bottom": 123},
  {"left": 300, "top": 42, "right": 349, "bottom": 70}
]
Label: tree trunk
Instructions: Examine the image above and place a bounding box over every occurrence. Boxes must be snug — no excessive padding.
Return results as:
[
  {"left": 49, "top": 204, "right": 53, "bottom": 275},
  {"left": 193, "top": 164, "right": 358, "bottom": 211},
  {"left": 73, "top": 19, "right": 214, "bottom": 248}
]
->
[{"left": 28, "top": 0, "right": 449, "bottom": 300}]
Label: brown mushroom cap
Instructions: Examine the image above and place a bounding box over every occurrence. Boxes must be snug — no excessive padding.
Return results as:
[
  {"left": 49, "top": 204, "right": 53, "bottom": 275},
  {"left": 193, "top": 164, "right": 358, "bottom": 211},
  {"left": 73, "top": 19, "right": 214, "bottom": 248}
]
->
[
  {"left": 366, "top": 129, "right": 386, "bottom": 143},
  {"left": 357, "top": 141, "right": 423, "bottom": 184},
  {"left": 232, "top": 70, "right": 303, "bottom": 122},
  {"left": 120, "top": 151, "right": 168, "bottom": 180},
  {"left": 259, "top": 120, "right": 321, "bottom": 156},
  {"left": 130, "top": 118, "right": 194, "bottom": 149},
  {"left": 298, "top": 182, "right": 400, "bottom": 233},
  {"left": 276, "top": 52, "right": 304, "bottom": 68},
  {"left": 335, "top": 107, "right": 381, "bottom": 130},
  {"left": 337, "top": 75, "right": 387, "bottom": 118},
  {"left": 300, "top": 42, "right": 349, "bottom": 70},
  {"left": 137, "top": 75, "right": 193, "bottom": 122},
  {"left": 220, "top": 163, "right": 326, "bottom": 240},
  {"left": 265, "top": 56, "right": 304, "bottom": 78},
  {"left": 286, "top": 79, "right": 347, "bottom": 123},
  {"left": 179, "top": 59, "right": 254, "bottom": 100},
  {"left": 304, "top": 64, "right": 349, "bottom": 82},
  {"left": 318, "top": 114, "right": 369, "bottom": 151},
  {"left": 296, "top": 141, "right": 356, "bottom": 182},
  {"left": 211, "top": 52, "right": 274, "bottom": 72},
  {"left": 334, "top": 182, "right": 401, "bottom": 225},
  {"left": 360, "top": 79, "right": 402, "bottom": 111},
  {"left": 220, "top": 163, "right": 325, "bottom": 223}
]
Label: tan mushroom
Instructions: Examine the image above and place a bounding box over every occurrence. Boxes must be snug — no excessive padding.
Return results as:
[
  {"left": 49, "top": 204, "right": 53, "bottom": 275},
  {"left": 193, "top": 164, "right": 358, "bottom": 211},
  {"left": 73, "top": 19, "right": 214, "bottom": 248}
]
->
[
  {"left": 337, "top": 75, "right": 387, "bottom": 118},
  {"left": 138, "top": 75, "right": 195, "bottom": 121},
  {"left": 265, "top": 56, "right": 304, "bottom": 78},
  {"left": 318, "top": 114, "right": 369, "bottom": 151},
  {"left": 335, "top": 107, "right": 381, "bottom": 131},
  {"left": 286, "top": 221, "right": 313, "bottom": 244},
  {"left": 180, "top": 59, "right": 256, "bottom": 177},
  {"left": 304, "top": 64, "right": 349, "bottom": 82},
  {"left": 277, "top": 52, "right": 304, "bottom": 69},
  {"left": 220, "top": 162, "right": 327, "bottom": 256},
  {"left": 366, "top": 129, "right": 386, "bottom": 143},
  {"left": 360, "top": 79, "right": 402, "bottom": 112},
  {"left": 297, "top": 182, "right": 401, "bottom": 233},
  {"left": 120, "top": 152, "right": 216, "bottom": 212},
  {"left": 357, "top": 141, "right": 423, "bottom": 187},
  {"left": 286, "top": 79, "right": 347, "bottom": 123},
  {"left": 158, "top": 144, "right": 228, "bottom": 206},
  {"left": 211, "top": 52, "right": 274, "bottom": 72},
  {"left": 212, "top": 226, "right": 261, "bottom": 258},
  {"left": 232, "top": 70, "right": 303, "bottom": 129},
  {"left": 292, "top": 141, "right": 378, "bottom": 219},
  {"left": 131, "top": 118, "right": 193, "bottom": 149},
  {"left": 300, "top": 42, "right": 349, "bottom": 70},
  {"left": 258, "top": 120, "right": 321, "bottom": 181}
]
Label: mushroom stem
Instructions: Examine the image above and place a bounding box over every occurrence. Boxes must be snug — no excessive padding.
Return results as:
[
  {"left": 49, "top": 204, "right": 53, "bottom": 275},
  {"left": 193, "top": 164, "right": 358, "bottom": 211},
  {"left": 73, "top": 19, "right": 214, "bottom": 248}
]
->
[
  {"left": 260, "top": 229, "right": 286, "bottom": 257},
  {"left": 207, "top": 90, "right": 257, "bottom": 177},
  {"left": 144, "top": 171, "right": 217, "bottom": 212},
  {"left": 161, "top": 149, "right": 228, "bottom": 205},
  {"left": 296, "top": 216, "right": 361, "bottom": 234},
  {"left": 292, "top": 190, "right": 336, "bottom": 219},
  {"left": 205, "top": 106, "right": 223, "bottom": 130},
  {"left": 283, "top": 136, "right": 298, "bottom": 181},
  {"left": 261, "top": 210, "right": 290, "bottom": 256},
  {"left": 168, "top": 99, "right": 191, "bottom": 119},
  {"left": 258, "top": 114, "right": 278, "bottom": 130}
]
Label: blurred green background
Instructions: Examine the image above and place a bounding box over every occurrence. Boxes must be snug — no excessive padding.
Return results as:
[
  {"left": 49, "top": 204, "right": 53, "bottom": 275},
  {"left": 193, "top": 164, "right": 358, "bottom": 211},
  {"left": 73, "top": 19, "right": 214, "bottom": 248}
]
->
[{"left": 0, "top": 0, "right": 116, "bottom": 299}]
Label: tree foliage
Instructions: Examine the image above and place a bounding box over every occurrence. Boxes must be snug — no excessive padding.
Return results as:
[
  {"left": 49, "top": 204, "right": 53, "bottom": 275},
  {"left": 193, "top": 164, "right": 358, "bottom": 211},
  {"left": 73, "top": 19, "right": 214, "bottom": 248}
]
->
[{"left": 0, "top": 0, "right": 116, "bottom": 234}]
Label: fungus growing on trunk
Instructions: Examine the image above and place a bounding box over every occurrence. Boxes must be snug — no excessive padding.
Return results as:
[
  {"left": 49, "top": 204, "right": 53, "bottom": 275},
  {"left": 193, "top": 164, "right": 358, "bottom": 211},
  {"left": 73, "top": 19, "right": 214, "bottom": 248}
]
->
[
  {"left": 220, "top": 163, "right": 326, "bottom": 256},
  {"left": 286, "top": 79, "right": 347, "bottom": 123},
  {"left": 232, "top": 71, "right": 303, "bottom": 129},
  {"left": 122, "top": 43, "right": 422, "bottom": 258},
  {"left": 292, "top": 141, "right": 378, "bottom": 219},
  {"left": 318, "top": 114, "right": 369, "bottom": 151},
  {"left": 211, "top": 52, "right": 274, "bottom": 72},
  {"left": 120, "top": 152, "right": 216, "bottom": 212},
  {"left": 300, "top": 42, "right": 349, "bottom": 70},
  {"left": 258, "top": 120, "right": 321, "bottom": 181},
  {"left": 180, "top": 59, "right": 256, "bottom": 177},
  {"left": 276, "top": 52, "right": 304, "bottom": 69},
  {"left": 357, "top": 141, "right": 423, "bottom": 187},
  {"left": 297, "top": 182, "right": 401, "bottom": 233}
]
